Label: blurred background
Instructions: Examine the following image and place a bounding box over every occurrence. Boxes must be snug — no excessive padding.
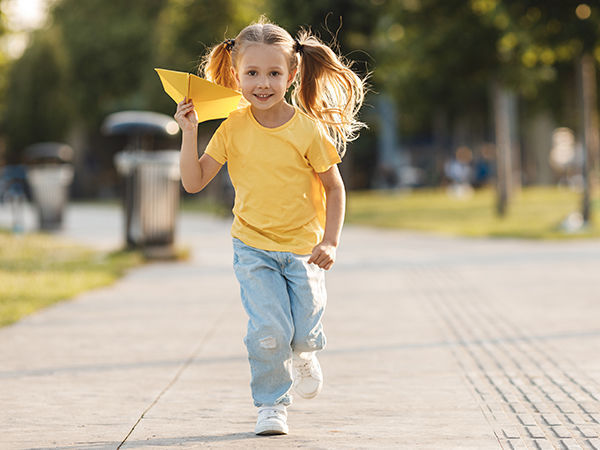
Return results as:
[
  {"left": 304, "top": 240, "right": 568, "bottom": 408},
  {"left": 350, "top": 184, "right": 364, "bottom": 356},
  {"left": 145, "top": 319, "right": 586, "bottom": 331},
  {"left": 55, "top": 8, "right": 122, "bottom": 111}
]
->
[{"left": 0, "top": 0, "right": 599, "bottom": 230}]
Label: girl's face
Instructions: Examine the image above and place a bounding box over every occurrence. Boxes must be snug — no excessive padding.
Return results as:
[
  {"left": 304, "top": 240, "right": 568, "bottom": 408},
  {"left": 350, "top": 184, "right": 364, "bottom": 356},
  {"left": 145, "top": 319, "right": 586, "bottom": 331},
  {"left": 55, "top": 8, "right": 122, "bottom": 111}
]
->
[{"left": 234, "top": 43, "right": 296, "bottom": 113}]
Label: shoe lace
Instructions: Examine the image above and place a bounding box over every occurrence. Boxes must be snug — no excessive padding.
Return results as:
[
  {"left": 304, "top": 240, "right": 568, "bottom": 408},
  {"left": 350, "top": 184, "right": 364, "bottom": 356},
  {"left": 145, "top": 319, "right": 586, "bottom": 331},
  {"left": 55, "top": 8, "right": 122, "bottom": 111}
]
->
[
  {"left": 259, "top": 407, "right": 285, "bottom": 420},
  {"left": 295, "top": 359, "right": 313, "bottom": 378}
]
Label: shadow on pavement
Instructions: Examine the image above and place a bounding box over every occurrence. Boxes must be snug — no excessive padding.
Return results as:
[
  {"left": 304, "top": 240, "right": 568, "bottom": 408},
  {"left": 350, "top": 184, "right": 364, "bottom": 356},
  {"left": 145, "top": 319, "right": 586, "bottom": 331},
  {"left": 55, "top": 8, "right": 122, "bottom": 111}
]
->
[{"left": 30, "top": 432, "right": 266, "bottom": 449}]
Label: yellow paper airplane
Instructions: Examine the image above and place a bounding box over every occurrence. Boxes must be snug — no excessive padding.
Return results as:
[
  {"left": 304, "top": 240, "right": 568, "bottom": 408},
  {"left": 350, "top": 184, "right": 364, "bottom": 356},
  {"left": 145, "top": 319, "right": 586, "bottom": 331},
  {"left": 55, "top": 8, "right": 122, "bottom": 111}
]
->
[{"left": 155, "top": 68, "right": 242, "bottom": 123}]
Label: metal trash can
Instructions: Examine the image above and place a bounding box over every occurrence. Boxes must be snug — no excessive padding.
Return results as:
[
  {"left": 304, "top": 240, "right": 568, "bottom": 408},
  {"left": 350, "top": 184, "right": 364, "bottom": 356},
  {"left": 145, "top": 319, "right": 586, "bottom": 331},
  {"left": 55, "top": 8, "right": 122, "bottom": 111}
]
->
[
  {"left": 24, "top": 142, "right": 74, "bottom": 231},
  {"left": 114, "top": 150, "right": 180, "bottom": 256},
  {"left": 102, "top": 111, "right": 181, "bottom": 257}
]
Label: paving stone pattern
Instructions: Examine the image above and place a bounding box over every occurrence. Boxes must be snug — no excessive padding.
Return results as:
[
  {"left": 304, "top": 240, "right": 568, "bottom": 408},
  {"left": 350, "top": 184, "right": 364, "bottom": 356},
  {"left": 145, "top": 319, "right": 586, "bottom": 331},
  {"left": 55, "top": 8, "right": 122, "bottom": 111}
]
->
[{"left": 412, "top": 264, "right": 600, "bottom": 450}]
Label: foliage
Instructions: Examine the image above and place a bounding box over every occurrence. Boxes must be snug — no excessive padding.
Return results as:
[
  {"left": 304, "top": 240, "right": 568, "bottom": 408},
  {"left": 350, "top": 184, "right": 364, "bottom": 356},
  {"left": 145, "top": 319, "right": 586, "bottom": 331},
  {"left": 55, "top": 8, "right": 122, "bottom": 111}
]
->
[
  {"left": 2, "top": 0, "right": 168, "bottom": 161},
  {"left": 373, "top": 0, "right": 500, "bottom": 134},
  {"left": 0, "top": 231, "right": 144, "bottom": 327},
  {"left": 50, "top": 0, "right": 167, "bottom": 126},
  {"left": 4, "top": 28, "right": 72, "bottom": 160},
  {"left": 471, "top": 1, "right": 600, "bottom": 109},
  {"left": 370, "top": 0, "right": 600, "bottom": 135}
]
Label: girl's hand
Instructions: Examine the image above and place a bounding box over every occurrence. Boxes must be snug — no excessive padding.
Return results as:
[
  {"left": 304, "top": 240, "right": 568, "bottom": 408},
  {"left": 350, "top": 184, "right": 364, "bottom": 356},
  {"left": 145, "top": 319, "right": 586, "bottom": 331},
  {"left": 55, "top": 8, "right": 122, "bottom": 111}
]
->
[
  {"left": 308, "top": 241, "right": 337, "bottom": 271},
  {"left": 174, "top": 99, "right": 198, "bottom": 133}
]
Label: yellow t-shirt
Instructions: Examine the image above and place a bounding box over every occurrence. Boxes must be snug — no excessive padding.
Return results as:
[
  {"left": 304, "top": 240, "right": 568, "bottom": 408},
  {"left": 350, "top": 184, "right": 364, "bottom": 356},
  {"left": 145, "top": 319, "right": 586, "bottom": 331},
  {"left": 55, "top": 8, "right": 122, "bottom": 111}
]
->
[{"left": 204, "top": 105, "right": 341, "bottom": 254}]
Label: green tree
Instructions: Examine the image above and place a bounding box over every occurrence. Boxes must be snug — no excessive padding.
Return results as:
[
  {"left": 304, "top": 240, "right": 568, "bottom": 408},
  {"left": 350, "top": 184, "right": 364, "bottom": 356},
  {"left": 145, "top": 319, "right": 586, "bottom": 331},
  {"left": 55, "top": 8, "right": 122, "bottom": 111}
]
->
[
  {"left": 2, "top": 0, "right": 168, "bottom": 161},
  {"left": 4, "top": 28, "right": 72, "bottom": 161},
  {"left": 50, "top": 0, "right": 167, "bottom": 126},
  {"left": 469, "top": 1, "right": 600, "bottom": 110},
  {"left": 470, "top": 1, "right": 600, "bottom": 217},
  {"left": 372, "top": 1, "right": 500, "bottom": 135},
  {"left": 371, "top": 0, "right": 600, "bottom": 132},
  {"left": 367, "top": 0, "right": 600, "bottom": 215}
]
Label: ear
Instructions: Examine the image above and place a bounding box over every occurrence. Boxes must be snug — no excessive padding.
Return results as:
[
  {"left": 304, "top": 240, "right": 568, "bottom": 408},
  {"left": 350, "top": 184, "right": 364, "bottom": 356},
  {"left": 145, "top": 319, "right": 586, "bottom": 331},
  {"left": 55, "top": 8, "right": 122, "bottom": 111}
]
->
[
  {"left": 231, "top": 67, "right": 240, "bottom": 86},
  {"left": 287, "top": 68, "right": 297, "bottom": 89}
]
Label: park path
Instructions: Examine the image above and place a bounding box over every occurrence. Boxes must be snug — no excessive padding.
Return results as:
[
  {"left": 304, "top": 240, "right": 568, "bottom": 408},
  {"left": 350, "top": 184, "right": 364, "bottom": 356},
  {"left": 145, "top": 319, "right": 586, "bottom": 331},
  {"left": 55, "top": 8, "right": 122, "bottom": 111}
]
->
[{"left": 1, "top": 203, "right": 600, "bottom": 449}]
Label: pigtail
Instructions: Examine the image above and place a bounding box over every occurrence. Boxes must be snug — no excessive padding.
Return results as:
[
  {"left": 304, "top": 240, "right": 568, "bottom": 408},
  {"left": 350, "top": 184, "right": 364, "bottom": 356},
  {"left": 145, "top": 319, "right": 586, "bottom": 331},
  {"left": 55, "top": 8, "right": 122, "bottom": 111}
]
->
[
  {"left": 200, "top": 41, "right": 237, "bottom": 90},
  {"left": 200, "top": 20, "right": 365, "bottom": 156},
  {"left": 292, "top": 30, "right": 367, "bottom": 157}
]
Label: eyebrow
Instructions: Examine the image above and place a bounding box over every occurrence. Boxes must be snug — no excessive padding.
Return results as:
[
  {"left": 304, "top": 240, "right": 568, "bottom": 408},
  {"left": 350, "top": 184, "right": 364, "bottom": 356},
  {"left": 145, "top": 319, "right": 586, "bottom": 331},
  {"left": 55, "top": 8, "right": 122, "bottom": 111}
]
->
[{"left": 244, "top": 65, "right": 286, "bottom": 71}]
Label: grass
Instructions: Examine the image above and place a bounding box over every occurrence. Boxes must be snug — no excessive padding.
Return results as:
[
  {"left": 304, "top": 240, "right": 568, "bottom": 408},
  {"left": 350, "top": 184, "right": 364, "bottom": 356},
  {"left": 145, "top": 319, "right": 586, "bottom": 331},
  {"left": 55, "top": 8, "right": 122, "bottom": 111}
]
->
[
  {"left": 0, "top": 231, "right": 144, "bottom": 327},
  {"left": 346, "top": 186, "right": 600, "bottom": 239}
]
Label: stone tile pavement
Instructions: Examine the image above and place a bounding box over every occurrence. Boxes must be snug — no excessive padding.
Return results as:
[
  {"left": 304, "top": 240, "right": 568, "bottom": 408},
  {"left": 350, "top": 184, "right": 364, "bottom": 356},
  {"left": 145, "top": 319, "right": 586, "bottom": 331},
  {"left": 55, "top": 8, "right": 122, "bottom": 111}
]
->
[{"left": 1, "top": 203, "right": 600, "bottom": 449}]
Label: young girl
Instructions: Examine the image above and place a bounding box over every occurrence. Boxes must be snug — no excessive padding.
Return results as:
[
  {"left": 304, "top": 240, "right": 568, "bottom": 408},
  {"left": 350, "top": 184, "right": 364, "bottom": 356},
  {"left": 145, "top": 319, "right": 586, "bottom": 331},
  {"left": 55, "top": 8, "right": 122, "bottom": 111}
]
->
[{"left": 174, "top": 17, "right": 365, "bottom": 436}]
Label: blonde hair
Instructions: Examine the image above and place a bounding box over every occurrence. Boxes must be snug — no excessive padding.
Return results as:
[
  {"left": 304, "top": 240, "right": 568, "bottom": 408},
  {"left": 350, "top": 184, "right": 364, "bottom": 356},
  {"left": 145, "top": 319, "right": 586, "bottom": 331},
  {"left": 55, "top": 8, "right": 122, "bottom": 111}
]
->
[{"left": 200, "top": 17, "right": 366, "bottom": 157}]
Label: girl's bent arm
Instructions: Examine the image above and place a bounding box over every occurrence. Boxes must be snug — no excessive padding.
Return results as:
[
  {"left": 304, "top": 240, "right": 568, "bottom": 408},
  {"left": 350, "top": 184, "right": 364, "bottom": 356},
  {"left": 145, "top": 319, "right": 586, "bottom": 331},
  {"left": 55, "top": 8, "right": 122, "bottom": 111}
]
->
[
  {"left": 175, "top": 99, "right": 223, "bottom": 193},
  {"left": 179, "top": 130, "right": 222, "bottom": 193},
  {"left": 308, "top": 164, "right": 346, "bottom": 270}
]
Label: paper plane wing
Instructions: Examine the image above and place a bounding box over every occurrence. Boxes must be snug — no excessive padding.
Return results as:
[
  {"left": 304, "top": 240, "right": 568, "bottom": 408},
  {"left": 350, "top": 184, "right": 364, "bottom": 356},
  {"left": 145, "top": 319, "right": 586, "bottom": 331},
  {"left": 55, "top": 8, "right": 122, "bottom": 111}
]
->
[{"left": 155, "top": 68, "right": 242, "bottom": 123}]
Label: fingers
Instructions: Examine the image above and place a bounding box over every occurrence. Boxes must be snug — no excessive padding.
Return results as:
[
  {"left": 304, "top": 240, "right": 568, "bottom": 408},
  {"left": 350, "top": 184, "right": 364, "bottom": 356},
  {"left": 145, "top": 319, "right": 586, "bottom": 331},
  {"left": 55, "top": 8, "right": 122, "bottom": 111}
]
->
[
  {"left": 315, "top": 256, "right": 334, "bottom": 271},
  {"left": 176, "top": 100, "right": 194, "bottom": 115},
  {"left": 307, "top": 248, "right": 322, "bottom": 265},
  {"left": 311, "top": 252, "right": 328, "bottom": 267},
  {"left": 178, "top": 98, "right": 193, "bottom": 106},
  {"left": 174, "top": 99, "right": 197, "bottom": 127},
  {"left": 308, "top": 246, "right": 336, "bottom": 270}
]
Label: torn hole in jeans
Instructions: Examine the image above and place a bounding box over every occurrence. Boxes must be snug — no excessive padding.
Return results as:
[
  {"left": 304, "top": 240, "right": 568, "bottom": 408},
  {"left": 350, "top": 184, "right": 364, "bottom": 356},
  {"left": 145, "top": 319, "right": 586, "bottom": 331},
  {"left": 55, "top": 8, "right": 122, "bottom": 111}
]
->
[{"left": 259, "top": 336, "right": 277, "bottom": 349}]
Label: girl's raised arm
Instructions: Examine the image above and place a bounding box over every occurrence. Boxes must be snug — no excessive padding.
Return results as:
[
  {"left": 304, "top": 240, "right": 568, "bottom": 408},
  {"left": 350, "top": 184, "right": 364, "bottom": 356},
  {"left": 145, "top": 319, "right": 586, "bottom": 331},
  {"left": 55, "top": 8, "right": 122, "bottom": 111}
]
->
[{"left": 175, "top": 99, "right": 223, "bottom": 193}]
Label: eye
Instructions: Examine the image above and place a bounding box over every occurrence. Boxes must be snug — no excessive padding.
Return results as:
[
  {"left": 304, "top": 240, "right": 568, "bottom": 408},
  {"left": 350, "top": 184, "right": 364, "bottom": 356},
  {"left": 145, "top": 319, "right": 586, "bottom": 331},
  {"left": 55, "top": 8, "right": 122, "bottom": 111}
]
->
[
  {"left": 270, "top": 71, "right": 281, "bottom": 77},
  {"left": 247, "top": 70, "right": 257, "bottom": 76}
]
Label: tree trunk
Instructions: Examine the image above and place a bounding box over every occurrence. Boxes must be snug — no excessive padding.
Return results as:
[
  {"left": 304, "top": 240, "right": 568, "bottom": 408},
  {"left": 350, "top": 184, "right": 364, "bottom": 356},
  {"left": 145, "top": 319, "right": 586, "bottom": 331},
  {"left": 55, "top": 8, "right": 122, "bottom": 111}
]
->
[
  {"left": 493, "top": 83, "right": 514, "bottom": 217},
  {"left": 577, "top": 53, "right": 597, "bottom": 224},
  {"left": 524, "top": 111, "right": 555, "bottom": 185}
]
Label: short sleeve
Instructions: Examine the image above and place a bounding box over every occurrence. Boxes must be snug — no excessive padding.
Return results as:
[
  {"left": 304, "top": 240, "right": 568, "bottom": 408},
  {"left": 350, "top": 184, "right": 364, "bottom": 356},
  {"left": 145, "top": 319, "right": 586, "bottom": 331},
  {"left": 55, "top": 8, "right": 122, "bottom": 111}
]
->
[
  {"left": 204, "top": 121, "right": 228, "bottom": 165},
  {"left": 306, "top": 126, "right": 342, "bottom": 173}
]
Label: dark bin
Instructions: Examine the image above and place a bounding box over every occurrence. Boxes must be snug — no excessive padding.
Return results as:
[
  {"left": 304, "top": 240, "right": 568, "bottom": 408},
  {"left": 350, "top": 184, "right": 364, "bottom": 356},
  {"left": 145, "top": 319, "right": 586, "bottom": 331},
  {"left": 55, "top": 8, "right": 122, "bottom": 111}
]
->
[
  {"left": 102, "top": 111, "right": 181, "bottom": 258},
  {"left": 113, "top": 150, "right": 180, "bottom": 255},
  {"left": 24, "top": 142, "right": 74, "bottom": 231}
]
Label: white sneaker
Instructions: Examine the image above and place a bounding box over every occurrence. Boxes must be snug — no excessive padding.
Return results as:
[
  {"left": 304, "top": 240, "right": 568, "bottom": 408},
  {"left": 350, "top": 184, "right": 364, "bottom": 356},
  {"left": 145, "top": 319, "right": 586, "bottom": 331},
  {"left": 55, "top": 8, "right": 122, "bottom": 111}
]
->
[
  {"left": 255, "top": 404, "right": 288, "bottom": 435},
  {"left": 292, "top": 352, "right": 323, "bottom": 399}
]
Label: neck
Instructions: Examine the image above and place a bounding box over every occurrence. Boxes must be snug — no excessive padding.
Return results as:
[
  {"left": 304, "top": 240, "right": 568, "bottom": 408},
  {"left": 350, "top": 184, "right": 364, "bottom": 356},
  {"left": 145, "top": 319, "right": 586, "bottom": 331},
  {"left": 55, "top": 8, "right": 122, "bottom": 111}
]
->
[{"left": 251, "top": 101, "right": 295, "bottom": 128}]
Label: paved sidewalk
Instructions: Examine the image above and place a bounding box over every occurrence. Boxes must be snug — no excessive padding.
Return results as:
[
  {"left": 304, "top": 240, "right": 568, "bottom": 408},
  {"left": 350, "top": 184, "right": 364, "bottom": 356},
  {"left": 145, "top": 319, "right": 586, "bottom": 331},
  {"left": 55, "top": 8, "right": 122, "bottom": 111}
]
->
[{"left": 1, "top": 203, "right": 600, "bottom": 449}]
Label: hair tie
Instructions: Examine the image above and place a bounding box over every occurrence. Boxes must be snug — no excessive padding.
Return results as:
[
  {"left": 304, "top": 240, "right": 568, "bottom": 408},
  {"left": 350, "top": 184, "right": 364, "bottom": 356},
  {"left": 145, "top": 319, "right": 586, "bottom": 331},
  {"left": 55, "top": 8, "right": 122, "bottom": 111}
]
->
[
  {"left": 293, "top": 38, "right": 304, "bottom": 54},
  {"left": 224, "top": 39, "right": 235, "bottom": 52}
]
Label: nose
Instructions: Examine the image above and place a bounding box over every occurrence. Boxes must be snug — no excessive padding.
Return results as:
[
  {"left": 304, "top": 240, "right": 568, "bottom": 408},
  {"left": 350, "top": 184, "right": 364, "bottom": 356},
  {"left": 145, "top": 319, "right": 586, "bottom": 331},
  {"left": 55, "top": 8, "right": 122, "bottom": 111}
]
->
[{"left": 256, "top": 74, "right": 270, "bottom": 88}]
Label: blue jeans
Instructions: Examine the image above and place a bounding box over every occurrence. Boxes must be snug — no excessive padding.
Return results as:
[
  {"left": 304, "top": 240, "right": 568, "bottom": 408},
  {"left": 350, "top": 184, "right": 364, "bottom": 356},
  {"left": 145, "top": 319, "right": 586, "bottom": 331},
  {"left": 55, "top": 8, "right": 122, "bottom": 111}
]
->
[{"left": 232, "top": 238, "right": 327, "bottom": 407}]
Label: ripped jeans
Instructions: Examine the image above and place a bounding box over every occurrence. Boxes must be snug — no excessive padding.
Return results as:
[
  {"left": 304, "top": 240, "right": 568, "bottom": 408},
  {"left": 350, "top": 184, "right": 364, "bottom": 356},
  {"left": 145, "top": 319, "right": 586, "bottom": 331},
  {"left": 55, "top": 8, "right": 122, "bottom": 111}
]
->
[{"left": 232, "top": 238, "right": 327, "bottom": 407}]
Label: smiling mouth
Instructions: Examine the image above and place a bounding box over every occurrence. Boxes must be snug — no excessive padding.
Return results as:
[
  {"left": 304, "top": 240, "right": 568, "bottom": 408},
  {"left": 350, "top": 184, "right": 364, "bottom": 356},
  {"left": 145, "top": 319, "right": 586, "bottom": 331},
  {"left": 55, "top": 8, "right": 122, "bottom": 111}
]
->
[{"left": 254, "top": 93, "right": 272, "bottom": 100}]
